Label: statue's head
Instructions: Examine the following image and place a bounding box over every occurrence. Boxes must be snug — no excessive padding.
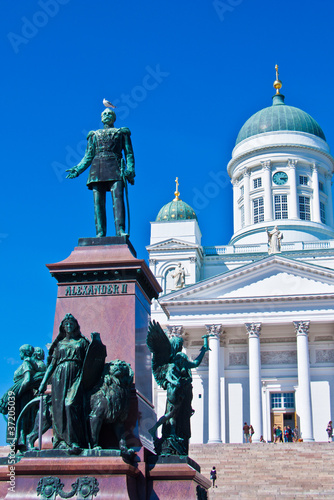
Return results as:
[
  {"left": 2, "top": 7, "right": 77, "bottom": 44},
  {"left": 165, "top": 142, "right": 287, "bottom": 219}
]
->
[
  {"left": 101, "top": 108, "right": 116, "bottom": 126},
  {"left": 107, "top": 360, "right": 134, "bottom": 386},
  {"left": 169, "top": 335, "right": 183, "bottom": 356},
  {"left": 33, "top": 347, "right": 45, "bottom": 361},
  {"left": 19, "top": 344, "right": 34, "bottom": 359},
  {"left": 47, "top": 314, "right": 82, "bottom": 365},
  {"left": 59, "top": 314, "right": 81, "bottom": 339}
]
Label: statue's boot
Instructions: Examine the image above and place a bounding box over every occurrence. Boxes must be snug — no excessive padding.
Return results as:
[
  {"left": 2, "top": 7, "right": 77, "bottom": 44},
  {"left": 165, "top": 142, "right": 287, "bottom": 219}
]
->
[
  {"left": 117, "top": 227, "right": 128, "bottom": 237},
  {"left": 68, "top": 443, "right": 82, "bottom": 455}
]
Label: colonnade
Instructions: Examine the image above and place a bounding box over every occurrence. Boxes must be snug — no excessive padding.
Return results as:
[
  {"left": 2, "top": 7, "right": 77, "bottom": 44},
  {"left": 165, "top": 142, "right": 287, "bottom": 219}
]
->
[{"left": 173, "top": 321, "right": 315, "bottom": 443}]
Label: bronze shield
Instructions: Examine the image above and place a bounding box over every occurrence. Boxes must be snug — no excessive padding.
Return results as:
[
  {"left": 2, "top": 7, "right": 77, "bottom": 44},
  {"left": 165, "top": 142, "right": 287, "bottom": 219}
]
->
[{"left": 82, "top": 332, "right": 107, "bottom": 391}]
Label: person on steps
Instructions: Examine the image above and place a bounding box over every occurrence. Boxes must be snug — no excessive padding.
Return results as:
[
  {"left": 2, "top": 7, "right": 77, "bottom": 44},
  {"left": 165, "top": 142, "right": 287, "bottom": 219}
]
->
[{"left": 210, "top": 466, "right": 217, "bottom": 488}]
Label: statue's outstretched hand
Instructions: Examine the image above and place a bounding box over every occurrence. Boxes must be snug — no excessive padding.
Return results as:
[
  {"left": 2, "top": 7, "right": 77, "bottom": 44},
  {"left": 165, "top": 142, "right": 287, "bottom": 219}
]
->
[{"left": 66, "top": 168, "right": 79, "bottom": 179}]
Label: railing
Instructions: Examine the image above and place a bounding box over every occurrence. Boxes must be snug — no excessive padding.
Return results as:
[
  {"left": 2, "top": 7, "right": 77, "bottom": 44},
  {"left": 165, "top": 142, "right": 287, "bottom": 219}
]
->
[
  {"left": 204, "top": 244, "right": 266, "bottom": 255},
  {"left": 303, "top": 241, "right": 330, "bottom": 249},
  {"left": 204, "top": 240, "right": 334, "bottom": 256}
]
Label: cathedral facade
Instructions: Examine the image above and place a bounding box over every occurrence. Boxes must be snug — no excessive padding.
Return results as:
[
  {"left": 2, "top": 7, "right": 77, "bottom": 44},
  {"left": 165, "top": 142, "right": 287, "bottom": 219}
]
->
[{"left": 147, "top": 70, "right": 334, "bottom": 444}]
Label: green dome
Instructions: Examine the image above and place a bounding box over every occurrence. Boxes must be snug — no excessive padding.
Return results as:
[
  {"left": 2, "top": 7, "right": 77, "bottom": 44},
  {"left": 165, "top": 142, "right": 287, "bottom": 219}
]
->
[
  {"left": 236, "top": 94, "right": 326, "bottom": 145},
  {"left": 156, "top": 198, "right": 197, "bottom": 222}
]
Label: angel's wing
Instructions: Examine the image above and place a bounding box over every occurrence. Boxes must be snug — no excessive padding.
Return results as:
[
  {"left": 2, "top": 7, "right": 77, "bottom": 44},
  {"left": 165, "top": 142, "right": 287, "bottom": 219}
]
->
[{"left": 147, "top": 320, "right": 171, "bottom": 387}]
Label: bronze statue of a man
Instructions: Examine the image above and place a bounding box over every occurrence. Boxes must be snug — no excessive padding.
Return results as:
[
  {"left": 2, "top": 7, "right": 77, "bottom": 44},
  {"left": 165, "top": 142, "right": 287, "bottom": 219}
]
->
[{"left": 66, "top": 107, "right": 135, "bottom": 237}]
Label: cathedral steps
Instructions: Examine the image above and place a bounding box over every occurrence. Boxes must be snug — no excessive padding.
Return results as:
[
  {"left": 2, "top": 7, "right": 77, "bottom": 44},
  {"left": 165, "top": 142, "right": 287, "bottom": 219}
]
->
[{"left": 189, "top": 442, "right": 334, "bottom": 498}]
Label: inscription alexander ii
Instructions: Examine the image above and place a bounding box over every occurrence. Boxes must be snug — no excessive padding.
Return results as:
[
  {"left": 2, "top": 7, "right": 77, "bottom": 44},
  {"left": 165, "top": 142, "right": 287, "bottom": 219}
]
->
[{"left": 64, "top": 283, "right": 128, "bottom": 296}]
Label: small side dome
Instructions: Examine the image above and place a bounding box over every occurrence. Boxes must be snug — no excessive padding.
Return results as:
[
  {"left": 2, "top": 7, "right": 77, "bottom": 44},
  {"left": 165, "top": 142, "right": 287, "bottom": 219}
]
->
[
  {"left": 156, "top": 199, "right": 197, "bottom": 222},
  {"left": 155, "top": 178, "right": 197, "bottom": 222}
]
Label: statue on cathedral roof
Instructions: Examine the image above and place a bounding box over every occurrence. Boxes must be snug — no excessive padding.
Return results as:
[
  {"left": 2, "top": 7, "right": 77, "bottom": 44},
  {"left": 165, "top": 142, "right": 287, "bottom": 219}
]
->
[
  {"left": 266, "top": 225, "right": 283, "bottom": 254},
  {"left": 171, "top": 262, "right": 186, "bottom": 289}
]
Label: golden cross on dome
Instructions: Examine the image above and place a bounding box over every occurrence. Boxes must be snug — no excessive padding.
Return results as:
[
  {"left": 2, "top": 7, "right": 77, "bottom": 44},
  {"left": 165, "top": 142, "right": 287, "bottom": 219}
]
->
[
  {"left": 174, "top": 177, "right": 180, "bottom": 201},
  {"left": 273, "top": 64, "right": 282, "bottom": 94}
]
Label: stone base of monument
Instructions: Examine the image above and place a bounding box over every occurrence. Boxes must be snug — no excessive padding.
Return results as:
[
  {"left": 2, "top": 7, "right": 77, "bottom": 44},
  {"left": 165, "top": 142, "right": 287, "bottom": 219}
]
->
[
  {"left": 0, "top": 452, "right": 210, "bottom": 499},
  {"left": 147, "top": 456, "right": 211, "bottom": 499},
  {"left": 46, "top": 237, "right": 161, "bottom": 453},
  {"left": 3, "top": 455, "right": 142, "bottom": 499}
]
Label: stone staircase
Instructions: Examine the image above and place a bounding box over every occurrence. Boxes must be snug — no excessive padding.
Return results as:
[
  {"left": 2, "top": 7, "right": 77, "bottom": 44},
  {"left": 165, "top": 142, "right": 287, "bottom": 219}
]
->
[{"left": 189, "top": 443, "right": 334, "bottom": 499}]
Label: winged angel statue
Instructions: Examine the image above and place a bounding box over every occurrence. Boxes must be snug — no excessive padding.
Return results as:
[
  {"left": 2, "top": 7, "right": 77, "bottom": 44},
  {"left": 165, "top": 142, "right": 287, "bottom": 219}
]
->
[{"left": 146, "top": 321, "right": 209, "bottom": 456}]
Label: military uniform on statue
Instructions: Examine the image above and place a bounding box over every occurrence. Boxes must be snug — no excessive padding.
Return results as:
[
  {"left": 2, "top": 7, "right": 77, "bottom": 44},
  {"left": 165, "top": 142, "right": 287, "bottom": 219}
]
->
[{"left": 66, "top": 103, "right": 135, "bottom": 238}]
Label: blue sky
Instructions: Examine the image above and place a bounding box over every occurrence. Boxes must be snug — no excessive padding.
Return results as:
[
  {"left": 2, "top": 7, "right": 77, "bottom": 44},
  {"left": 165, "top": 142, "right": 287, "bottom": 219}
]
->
[{"left": 1, "top": 0, "right": 334, "bottom": 443}]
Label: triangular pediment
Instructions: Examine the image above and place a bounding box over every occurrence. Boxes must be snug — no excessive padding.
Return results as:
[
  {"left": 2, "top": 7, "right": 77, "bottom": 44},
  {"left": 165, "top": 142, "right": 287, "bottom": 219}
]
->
[
  {"left": 160, "top": 255, "right": 334, "bottom": 304},
  {"left": 147, "top": 238, "right": 199, "bottom": 251}
]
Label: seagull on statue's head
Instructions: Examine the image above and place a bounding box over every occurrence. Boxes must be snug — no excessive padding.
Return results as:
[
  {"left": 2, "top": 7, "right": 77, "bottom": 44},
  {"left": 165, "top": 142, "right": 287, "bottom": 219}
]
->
[{"left": 103, "top": 98, "right": 116, "bottom": 109}]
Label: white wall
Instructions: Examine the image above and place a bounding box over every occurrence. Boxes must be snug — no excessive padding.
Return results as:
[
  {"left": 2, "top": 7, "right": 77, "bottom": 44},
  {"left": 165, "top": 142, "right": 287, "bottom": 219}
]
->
[
  {"left": 228, "top": 383, "right": 243, "bottom": 443},
  {"left": 191, "top": 374, "right": 205, "bottom": 443},
  {"left": 311, "top": 381, "right": 331, "bottom": 442}
]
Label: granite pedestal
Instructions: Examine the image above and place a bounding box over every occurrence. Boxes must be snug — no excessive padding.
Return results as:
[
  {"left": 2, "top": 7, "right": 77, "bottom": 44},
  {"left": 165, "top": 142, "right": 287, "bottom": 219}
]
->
[
  {"left": 0, "top": 450, "right": 210, "bottom": 499},
  {"left": 46, "top": 236, "right": 162, "bottom": 452}
]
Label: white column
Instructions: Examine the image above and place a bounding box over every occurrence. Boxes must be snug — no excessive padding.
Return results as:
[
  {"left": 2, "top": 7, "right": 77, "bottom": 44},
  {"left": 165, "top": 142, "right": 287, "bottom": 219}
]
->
[
  {"left": 294, "top": 321, "right": 314, "bottom": 442},
  {"left": 232, "top": 178, "right": 239, "bottom": 233},
  {"left": 220, "top": 340, "right": 226, "bottom": 443},
  {"left": 245, "top": 322, "right": 263, "bottom": 443},
  {"left": 288, "top": 159, "right": 298, "bottom": 219},
  {"left": 311, "top": 164, "right": 321, "bottom": 223},
  {"left": 325, "top": 173, "right": 334, "bottom": 228},
  {"left": 262, "top": 160, "right": 273, "bottom": 221},
  {"left": 244, "top": 168, "right": 251, "bottom": 226},
  {"left": 206, "top": 324, "right": 222, "bottom": 443}
]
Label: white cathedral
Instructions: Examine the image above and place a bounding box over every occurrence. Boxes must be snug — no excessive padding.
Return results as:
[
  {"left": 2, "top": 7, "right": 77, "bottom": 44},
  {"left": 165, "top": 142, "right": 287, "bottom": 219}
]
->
[{"left": 147, "top": 68, "right": 334, "bottom": 444}]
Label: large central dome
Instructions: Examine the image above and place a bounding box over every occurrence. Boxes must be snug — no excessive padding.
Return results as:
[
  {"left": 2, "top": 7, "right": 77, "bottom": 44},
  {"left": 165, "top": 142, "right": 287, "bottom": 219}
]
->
[{"left": 235, "top": 93, "right": 326, "bottom": 145}]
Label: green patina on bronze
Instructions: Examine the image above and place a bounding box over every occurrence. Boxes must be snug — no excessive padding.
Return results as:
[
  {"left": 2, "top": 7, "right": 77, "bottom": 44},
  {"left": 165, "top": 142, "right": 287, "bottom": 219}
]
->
[
  {"left": 146, "top": 320, "right": 209, "bottom": 456},
  {"left": 0, "top": 345, "right": 46, "bottom": 451},
  {"left": 66, "top": 108, "right": 135, "bottom": 237},
  {"left": 38, "top": 314, "right": 90, "bottom": 452},
  {"left": 37, "top": 476, "right": 99, "bottom": 499},
  {"left": 1, "top": 315, "right": 135, "bottom": 460}
]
